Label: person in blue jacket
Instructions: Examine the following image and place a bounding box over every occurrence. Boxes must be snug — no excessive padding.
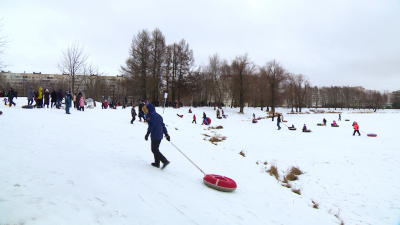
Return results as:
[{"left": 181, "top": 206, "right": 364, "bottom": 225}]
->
[{"left": 144, "top": 104, "right": 171, "bottom": 169}]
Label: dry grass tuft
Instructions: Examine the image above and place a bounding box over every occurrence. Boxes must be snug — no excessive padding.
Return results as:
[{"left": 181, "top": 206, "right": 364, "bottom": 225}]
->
[
  {"left": 311, "top": 200, "right": 319, "bottom": 209},
  {"left": 291, "top": 188, "right": 301, "bottom": 195},
  {"left": 263, "top": 161, "right": 268, "bottom": 165},
  {"left": 328, "top": 208, "right": 344, "bottom": 225},
  {"left": 267, "top": 164, "right": 279, "bottom": 181},
  {"left": 201, "top": 133, "right": 210, "bottom": 137},
  {"left": 208, "top": 125, "right": 223, "bottom": 130},
  {"left": 239, "top": 151, "right": 246, "bottom": 157},
  {"left": 290, "top": 166, "right": 304, "bottom": 176},
  {"left": 175, "top": 127, "right": 179, "bottom": 130},
  {"left": 284, "top": 173, "right": 298, "bottom": 182},
  {"left": 209, "top": 134, "right": 226, "bottom": 143},
  {"left": 281, "top": 183, "right": 292, "bottom": 188}
]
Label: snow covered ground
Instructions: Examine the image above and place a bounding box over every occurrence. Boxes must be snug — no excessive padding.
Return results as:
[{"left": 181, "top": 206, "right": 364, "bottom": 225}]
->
[{"left": 1, "top": 97, "right": 399, "bottom": 225}]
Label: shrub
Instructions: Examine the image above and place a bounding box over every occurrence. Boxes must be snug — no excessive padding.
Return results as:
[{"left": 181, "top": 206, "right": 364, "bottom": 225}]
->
[{"left": 239, "top": 151, "right": 245, "bottom": 157}]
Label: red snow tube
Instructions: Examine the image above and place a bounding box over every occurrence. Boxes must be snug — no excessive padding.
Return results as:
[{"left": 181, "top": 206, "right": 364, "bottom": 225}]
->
[
  {"left": 203, "top": 174, "right": 237, "bottom": 192},
  {"left": 207, "top": 117, "right": 211, "bottom": 125},
  {"left": 367, "top": 133, "right": 377, "bottom": 137}
]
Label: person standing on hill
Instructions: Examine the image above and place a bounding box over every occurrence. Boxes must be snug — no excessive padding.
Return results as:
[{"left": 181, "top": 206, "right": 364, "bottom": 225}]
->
[
  {"left": 353, "top": 122, "right": 360, "bottom": 136},
  {"left": 338, "top": 114, "right": 341, "bottom": 121},
  {"left": 79, "top": 94, "right": 85, "bottom": 111},
  {"left": 138, "top": 102, "right": 145, "bottom": 122},
  {"left": 192, "top": 114, "right": 196, "bottom": 124},
  {"left": 44, "top": 89, "right": 50, "bottom": 108},
  {"left": 36, "top": 87, "right": 43, "bottom": 108},
  {"left": 56, "top": 89, "right": 63, "bottom": 109},
  {"left": 64, "top": 91, "right": 72, "bottom": 114},
  {"left": 130, "top": 105, "right": 137, "bottom": 124},
  {"left": 144, "top": 104, "right": 170, "bottom": 169},
  {"left": 277, "top": 114, "right": 281, "bottom": 130},
  {"left": 27, "top": 86, "right": 34, "bottom": 106},
  {"left": 7, "top": 87, "right": 16, "bottom": 107},
  {"left": 50, "top": 89, "right": 57, "bottom": 108}
]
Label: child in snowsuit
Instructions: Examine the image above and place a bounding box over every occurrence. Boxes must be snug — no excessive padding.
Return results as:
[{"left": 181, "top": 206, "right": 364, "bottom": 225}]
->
[
  {"left": 177, "top": 114, "right": 183, "bottom": 118},
  {"left": 323, "top": 118, "right": 327, "bottom": 125},
  {"left": 332, "top": 120, "right": 337, "bottom": 126},
  {"left": 79, "top": 95, "right": 85, "bottom": 111},
  {"left": 192, "top": 114, "right": 196, "bottom": 124},
  {"left": 3, "top": 98, "right": 7, "bottom": 105},
  {"left": 353, "top": 122, "right": 360, "bottom": 136},
  {"left": 302, "top": 124, "right": 307, "bottom": 132},
  {"left": 131, "top": 106, "right": 137, "bottom": 124}
]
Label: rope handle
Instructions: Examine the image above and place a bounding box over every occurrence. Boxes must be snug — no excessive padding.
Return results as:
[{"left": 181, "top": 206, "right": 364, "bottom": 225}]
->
[{"left": 169, "top": 141, "right": 206, "bottom": 176}]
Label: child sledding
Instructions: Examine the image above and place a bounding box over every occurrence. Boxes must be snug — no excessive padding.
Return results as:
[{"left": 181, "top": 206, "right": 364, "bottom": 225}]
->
[
  {"left": 302, "top": 124, "right": 311, "bottom": 132},
  {"left": 288, "top": 124, "right": 296, "bottom": 130},
  {"left": 331, "top": 120, "right": 339, "bottom": 127},
  {"left": 177, "top": 114, "right": 183, "bottom": 118}
]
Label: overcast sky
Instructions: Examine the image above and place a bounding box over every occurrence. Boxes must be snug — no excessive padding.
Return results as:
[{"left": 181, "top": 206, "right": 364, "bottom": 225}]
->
[{"left": 1, "top": 0, "right": 400, "bottom": 92}]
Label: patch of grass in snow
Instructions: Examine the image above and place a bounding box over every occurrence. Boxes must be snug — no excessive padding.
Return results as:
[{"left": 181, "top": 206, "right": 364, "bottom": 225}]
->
[
  {"left": 281, "top": 183, "right": 292, "bottom": 188},
  {"left": 208, "top": 125, "right": 223, "bottom": 130},
  {"left": 328, "top": 208, "right": 344, "bottom": 224},
  {"left": 311, "top": 199, "right": 319, "bottom": 209},
  {"left": 267, "top": 164, "right": 279, "bottom": 181},
  {"left": 209, "top": 134, "right": 226, "bottom": 143},
  {"left": 291, "top": 188, "right": 301, "bottom": 195},
  {"left": 239, "top": 150, "right": 245, "bottom": 157},
  {"left": 289, "top": 166, "right": 303, "bottom": 176}
]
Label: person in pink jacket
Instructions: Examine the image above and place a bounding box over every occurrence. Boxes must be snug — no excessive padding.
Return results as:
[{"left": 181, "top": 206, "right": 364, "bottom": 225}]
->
[{"left": 79, "top": 95, "right": 85, "bottom": 111}]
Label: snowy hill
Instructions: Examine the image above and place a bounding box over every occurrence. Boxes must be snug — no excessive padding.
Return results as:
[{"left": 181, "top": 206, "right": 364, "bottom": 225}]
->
[{"left": 1, "top": 98, "right": 399, "bottom": 225}]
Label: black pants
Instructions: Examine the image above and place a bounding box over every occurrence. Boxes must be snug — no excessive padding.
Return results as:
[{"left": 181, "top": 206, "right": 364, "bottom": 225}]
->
[
  {"left": 353, "top": 130, "right": 360, "bottom": 135},
  {"left": 131, "top": 116, "right": 136, "bottom": 123},
  {"left": 192, "top": 119, "right": 196, "bottom": 124},
  {"left": 151, "top": 139, "right": 168, "bottom": 166},
  {"left": 9, "top": 99, "right": 15, "bottom": 107}
]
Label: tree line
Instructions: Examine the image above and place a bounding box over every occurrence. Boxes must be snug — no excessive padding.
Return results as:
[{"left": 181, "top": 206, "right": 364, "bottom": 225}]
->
[
  {"left": 0, "top": 25, "right": 395, "bottom": 111},
  {"left": 118, "top": 28, "right": 391, "bottom": 112}
]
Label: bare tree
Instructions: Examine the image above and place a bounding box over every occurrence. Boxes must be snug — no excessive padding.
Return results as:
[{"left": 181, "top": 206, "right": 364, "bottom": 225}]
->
[
  {"left": 231, "top": 53, "right": 255, "bottom": 113},
  {"left": 293, "top": 74, "right": 310, "bottom": 112},
  {"left": 58, "top": 42, "right": 89, "bottom": 93},
  {"left": 261, "top": 60, "right": 286, "bottom": 113},
  {"left": 0, "top": 19, "right": 10, "bottom": 70}
]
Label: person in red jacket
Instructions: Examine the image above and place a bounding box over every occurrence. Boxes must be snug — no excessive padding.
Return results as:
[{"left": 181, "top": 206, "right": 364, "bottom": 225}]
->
[
  {"left": 192, "top": 114, "right": 196, "bottom": 124},
  {"left": 353, "top": 122, "right": 360, "bottom": 136}
]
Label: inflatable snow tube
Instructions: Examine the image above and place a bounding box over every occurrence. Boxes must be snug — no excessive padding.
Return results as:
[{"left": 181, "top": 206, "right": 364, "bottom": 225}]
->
[
  {"left": 282, "top": 120, "right": 287, "bottom": 122},
  {"left": 22, "top": 105, "right": 33, "bottom": 109},
  {"left": 367, "top": 133, "right": 377, "bottom": 137},
  {"left": 302, "top": 130, "right": 311, "bottom": 132},
  {"left": 207, "top": 117, "right": 211, "bottom": 125},
  {"left": 252, "top": 120, "right": 258, "bottom": 123},
  {"left": 288, "top": 127, "right": 296, "bottom": 130},
  {"left": 203, "top": 174, "right": 237, "bottom": 192},
  {"left": 331, "top": 125, "right": 339, "bottom": 127},
  {"left": 317, "top": 123, "right": 325, "bottom": 126},
  {"left": 345, "top": 119, "right": 350, "bottom": 121}
]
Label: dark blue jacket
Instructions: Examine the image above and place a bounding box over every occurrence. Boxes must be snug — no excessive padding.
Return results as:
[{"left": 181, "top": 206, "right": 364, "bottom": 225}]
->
[{"left": 146, "top": 104, "right": 168, "bottom": 140}]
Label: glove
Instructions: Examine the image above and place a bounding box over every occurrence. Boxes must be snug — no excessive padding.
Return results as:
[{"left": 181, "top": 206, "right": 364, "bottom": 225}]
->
[
  {"left": 165, "top": 134, "right": 170, "bottom": 142},
  {"left": 145, "top": 133, "right": 150, "bottom": 141}
]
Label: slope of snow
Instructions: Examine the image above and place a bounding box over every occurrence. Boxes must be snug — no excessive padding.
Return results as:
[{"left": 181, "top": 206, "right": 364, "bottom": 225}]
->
[{"left": 1, "top": 98, "right": 399, "bottom": 225}]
